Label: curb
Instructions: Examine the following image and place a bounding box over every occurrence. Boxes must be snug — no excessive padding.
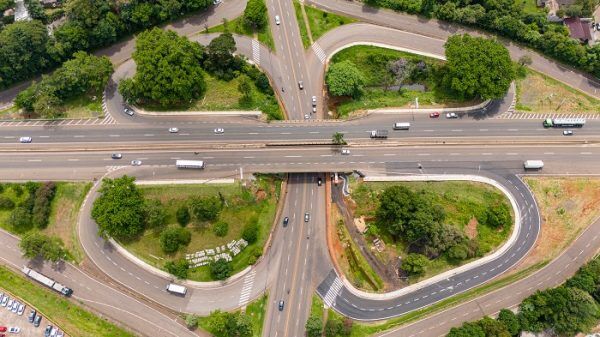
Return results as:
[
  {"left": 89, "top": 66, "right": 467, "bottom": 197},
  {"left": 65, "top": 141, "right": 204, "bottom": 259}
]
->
[
  {"left": 338, "top": 174, "right": 522, "bottom": 300},
  {"left": 130, "top": 106, "right": 262, "bottom": 117},
  {"left": 368, "top": 99, "right": 491, "bottom": 115}
]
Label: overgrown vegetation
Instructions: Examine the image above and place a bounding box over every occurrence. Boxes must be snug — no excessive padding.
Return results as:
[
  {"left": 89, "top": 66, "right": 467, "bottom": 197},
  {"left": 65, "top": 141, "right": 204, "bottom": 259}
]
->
[
  {"left": 306, "top": 295, "right": 353, "bottom": 337},
  {"left": 362, "top": 0, "right": 600, "bottom": 79},
  {"left": 196, "top": 294, "right": 268, "bottom": 337},
  {"left": 106, "top": 176, "right": 281, "bottom": 281},
  {"left": 327, "top": 45, "right": 478, "bottom": 117},
  {"left": 292, "top": 1, "right": 356, "bottom": 48},
  {"left": 448, "top": 256, "right": 600, "bottom": 337}
]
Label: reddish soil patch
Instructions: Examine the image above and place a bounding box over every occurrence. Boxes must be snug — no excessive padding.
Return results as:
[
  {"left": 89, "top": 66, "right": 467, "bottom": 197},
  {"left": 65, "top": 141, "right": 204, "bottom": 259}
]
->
[{"left": 465, "top": 217, "right": 478, "bottom": 240}]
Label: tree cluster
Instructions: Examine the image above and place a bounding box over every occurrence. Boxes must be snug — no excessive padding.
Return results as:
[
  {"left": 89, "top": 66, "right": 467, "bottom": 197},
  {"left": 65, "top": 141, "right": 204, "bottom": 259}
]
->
[
  {"left": 306, "top": 314, "right": 352, "bottom": 337},
  {"left": 362, "top": 0, "right": 600, "bottom": 79},
  {"left": 15, "top": 51, "right": 113, "bottom": 118},
  {"left": 447, "top": 256, "right": 600, "bottom": 337},
  {"left": 326, "top": 60, "right": 366, "bottom": 98},
  {"left": 19, "top": 232, "right": 66, "bottom": 262},
  {"left": 0, "top": 0, "right": 214, "bottom": 90},
  {"left": 210, "top": 258, "right": 233, "bottom": 280},
  {"left": 165, "top": 258, "right": 190, "bottom": 279},
  {"left": 189, "top": 195, "right": 223, "bottom": 222},
  {"left": 376, "top": 185, "right": 477, "bottom": 260},
  {"left": 242, "top": 0, "right": 267, "bottom": 30},
  {"left": 204, "top": 310, "right": 253, "bottom": 337},
  {"left": 8, "top": 182, "right": 56, "bottom": 232}
]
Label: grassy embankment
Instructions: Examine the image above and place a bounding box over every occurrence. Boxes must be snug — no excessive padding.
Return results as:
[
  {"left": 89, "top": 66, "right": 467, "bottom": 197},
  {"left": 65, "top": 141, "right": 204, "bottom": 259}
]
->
[
  {"left": 515, "top": 68, "right": 600, "bottom": 114},
  {"left": 0, "top": 182, "right": 91, "bottom": 262},
  {"left": 0, "top": 266, "right": 135, "bottom": 337},
  {"left": 123, "top": 178, "right": 281, "bottom": 281},
  {"left": 329, "top": 46, "right": 478, "bottom": 118},
  {"left": 349, "top": 180, "right": 512, "bottom": 284},
  {"left": 292, "top": 0, "right": 356, "bottom": 48},
  {"left": 0, "top": 93, "right": 103, "bottom": 120}
]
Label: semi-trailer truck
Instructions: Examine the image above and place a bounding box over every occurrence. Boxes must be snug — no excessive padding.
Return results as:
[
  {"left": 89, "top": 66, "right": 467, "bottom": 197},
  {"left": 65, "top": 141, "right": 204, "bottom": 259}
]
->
[
  {"left": 22, "top": 266, "right": 73, "bottom": 296},
  {"left": 543, "top": 118, "right": 585, "bottom": 128},
  {"left": 370, "top": 130, "right": 388, "bottom": 139}
]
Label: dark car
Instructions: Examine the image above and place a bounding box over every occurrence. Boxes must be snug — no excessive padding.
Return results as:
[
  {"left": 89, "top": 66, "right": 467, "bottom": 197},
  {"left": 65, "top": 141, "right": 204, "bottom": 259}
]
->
[
  {"left": 111, "top": 153, "right": 122, "bottom": 159},
  {"left": 278, "top": 300, "right": 285, "bottom": 311},
  {"left": 44, "top": 325, "right": 52, "bottom": 337},
  {"left": 304, "top": 213, "right": 310, "bottom": 222},
  {"left": 28, "top": 309, "right": 36, "bottom": 323},
  {"left": 283, "top": 217, "right": 289, "bottom": 227},
  {"left": 33, "top": 314, "right": 42, "bottom": 327},
  {"left": 317, "top": 178, "right": 322, "bottom": 186}
]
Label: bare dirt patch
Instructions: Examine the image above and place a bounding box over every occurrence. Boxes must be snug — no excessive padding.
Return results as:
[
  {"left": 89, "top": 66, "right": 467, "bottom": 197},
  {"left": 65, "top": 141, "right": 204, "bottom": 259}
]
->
[
  {"left": 510, "top": 177, "right": 600, "bottom": 273},
  {"left": 465, "top": 217, "right": 478, "bottom": 240}
]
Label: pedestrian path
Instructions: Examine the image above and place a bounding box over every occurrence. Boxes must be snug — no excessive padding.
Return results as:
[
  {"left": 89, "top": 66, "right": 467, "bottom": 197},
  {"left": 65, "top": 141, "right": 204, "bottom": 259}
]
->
[
  {"left": 252, "top": 40, "right": 260, "bottom": 66},
  {"left": 238, "top": 270, "right": 256, "bottom": 308},
  {"left": 323, "top": 277, "right": 343, "bottom": 307},
  {"left": 312, "top": 43, "right": 327, "bottom": 64},
  {"left": 496, "top": 112, "right": 600, "bottom": 119}
]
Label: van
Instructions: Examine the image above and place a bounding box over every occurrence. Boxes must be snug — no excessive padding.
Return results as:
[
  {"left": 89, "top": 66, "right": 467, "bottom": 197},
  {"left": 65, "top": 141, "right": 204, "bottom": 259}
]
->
[
  {"left": 393, "top": 122, "right": 410, "bottom": 130},
  {"left": 166, "top": 283, "right": 187, "bottom": 296}
]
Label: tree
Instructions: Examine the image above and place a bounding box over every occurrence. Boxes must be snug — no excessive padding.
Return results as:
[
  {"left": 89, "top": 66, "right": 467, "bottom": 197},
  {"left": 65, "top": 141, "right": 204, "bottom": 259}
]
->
[
  {"left": 19, "top": 232, "right": 66, "bottom": 262},
  {"left": 447, "top": 321, "right": 485, "bottom": 337},
  {"left": 118, "top": 28, "right": 206, "bottom": 108},
  {"left": 497, "top": 309, "right": 520, "bottom": 336},
  {"left": 159, "top": 227, "right": 192, "bottom": 253},
  {"left": 237, "top": 76, "right": 253, "bottom": 102},
  {"left": 176, "top": 205, "right": 191, "bottom": 227},
  {"left": 305, "top": 316, "right": 324, "bottom": 337},
  {"left": 190, "top": 196, "right": 222, "bottom": 222},
  {"left": 242, "top": 222, "right": 259, "bottom": 244},
  {"left": 0, "top": 196, "right": 15, "bottom": 210},
  {"left": 443, "top": 34, "right": 515, "bottom": 100},
  {"left": 213, "top": 221, "right": 229, "bottom": 237},
  {"left": 243, "top": 0, "right": 267, "bottom": 29},
  {"left": 8, "top": 207, "right": 32, "bottom": 231},
  {"left": 31, "top": 182, "right": 56, "bottom": 229},
  {"left": 332, "top": 132, "right": 346, "bottom": 145},
  {"left": 145, "top": 199, "right": 166, "bottom": 229},
  {"left": 478, "top": 317, "right": 511, "bottom": 337},
  {"left": 210, "top": 258, "right": 232, "bottom": 280},
  {"left": 165, "top": 258, "right": 190, "bottom": 279},
  {"left": 326, "top": 60, "right": 365, "bottom": 98},
  {"left": 91, "top": 176, "right": 146, "bottom": 239},
  {"left": 387, "top": 58, "right": 415, "bottom": 89},
  {"left": 401, "top": 253, "right": 428, "bottom": 275},
  {"left": 484, "top": 203, "right": 511, "bottom": 228},
  {"left": 325, "top": 319, "right": 343, "bottom": 337},
  {"left": 204, "top": 32, "right": 241, "bottom": 80},
  {"left": 24, "top": 0, "right": 47, "bottom": 22}
]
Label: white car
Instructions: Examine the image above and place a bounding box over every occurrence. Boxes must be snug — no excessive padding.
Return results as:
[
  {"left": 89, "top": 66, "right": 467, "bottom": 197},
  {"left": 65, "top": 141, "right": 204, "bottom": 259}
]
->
[
  {"left": 19, "top": 137, "right": 32, "bottom": 143},
  {"left": 214, "top": 128, "right": 224, "bottom": 134},
  {"left": 275, "top": 15, "right": 281, "bottom": 25},
  {"left": 168, "top": 127, "right": 179, "bottom": 133},
  {"left": 123, "top": 108, "right": 134, "bottom": 116},
  {"left": 445, "top": 112, "right": 458, "bottom": 119},
  {"left": 6, "top": 299, "right": 13, "bottom": 310},
  {"left": 17, "top": 303, "right": 24, "bottom": 316},
  {"left": 312, "top": 107, "right": 317, "bottom": 113},
  {"left": 131, "top": 160, "right": 142, "bottom": 166},
  {"left": 311, "top": 96, "right": 317, "bottom": 106},
  {"left": 341, "top": 149, "right": 350, "bottom": 155},
  {"left": 11, "top": 301, "right": 18, "bottom": 313},
  {"left": 8, "top": 327, "right": 20, "bottom": 333},
  {"left": 563, "top": 130, "right": 573, "bottom": 136},
  {"left": 304, "top": 114, "right": 310, "bottom": 119}
]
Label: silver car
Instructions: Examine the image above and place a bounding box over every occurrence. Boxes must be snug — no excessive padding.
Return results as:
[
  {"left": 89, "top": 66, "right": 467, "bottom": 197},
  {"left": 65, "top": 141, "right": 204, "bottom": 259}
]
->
[
  {"left": 6, "top": 299, "right": 13, "bottom": 309},
  {"left": 130, "top": 160, "right": 142, "bottom": 166},
  {"left": 17, "top": 303, "right": 25, "bottom": 315},
  {"left": 168, "top": 127, "right": 179, "bottom": 133},
  {"left": 11, "top": 301, "right": 19, "bottom": 312},
  {"left": 19, "top": 136, "right": 32, "bottom": 143},
  {"left": 1, "top": 296, "right": 9, "bottom": 307},
  {"left": 275, "top": 15, "right": 281, "bottom": 25},
  {"left": 341, "top": 149, "right": 350, "bottom": 155},
  {"left": 214, "top": 128, "right": 224, "bottom": 134}
]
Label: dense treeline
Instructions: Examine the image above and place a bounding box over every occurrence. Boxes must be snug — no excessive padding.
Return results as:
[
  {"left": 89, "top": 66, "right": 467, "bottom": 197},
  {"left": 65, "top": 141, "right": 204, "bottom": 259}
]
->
[
  {"left": 447, "top": 257, "right": 600, "bottom": 337},
  {"left": 0, "top": 0, "right": 213, "bottom": 90},
  {"left": 363, "top": 0, "right": 600, "bottom": 78},
  {"left": 7, "top": 182, "right": 56, "bottom": 232},
  {"left": 15, "top": 52, "right": 113, "bottom": 118}
]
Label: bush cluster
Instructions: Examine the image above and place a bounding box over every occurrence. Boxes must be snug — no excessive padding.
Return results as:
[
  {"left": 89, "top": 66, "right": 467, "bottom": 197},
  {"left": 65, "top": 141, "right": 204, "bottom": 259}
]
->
[{"left": 159, "top": 227, "right": 192, "bottom": 253}]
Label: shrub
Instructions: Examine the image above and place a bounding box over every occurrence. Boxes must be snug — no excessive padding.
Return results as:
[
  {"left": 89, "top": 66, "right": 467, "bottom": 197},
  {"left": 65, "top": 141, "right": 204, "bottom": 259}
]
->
[
  {"left": 31, "top": 182, "right": 56, "bottom": 229},
  {"left": 159, "top": 227, "right": 192, "bottom": 253},
  {"left": 185, "top": 314, "right": 199, "bottom": 329},
  {"left": 242, "top": 222, "right": 259, "bottom": 244},
  {"left": 190, "top": 196, "right": 222, "bottom": 222},
  {"left": 165, "top": 258, "right": 189, "bottom": 279},
  {"left": 11, "top": 184, "right": 23, "bottom": 196},
  {"left": 246, "top": 246, "right": 263, "bottom": 265},
  {"left": 0, "top": 196, "right": 15, "bottom": 210},
  {"left": 210, "top": 258, "right": 232, "bottom": 280},
  {"left": 447, "top": 243, "right": 469, "bottom": 261},
  {"left": 176, "top": 205, "right": 190, "bottom": 227},
  {"left": 213, "top": 221, "right": 229, "bottom": 237},
  {"left": 306, "top": 316, "right": 324, "bottom": 337},
  {"left": 19, "top": 232, "right": 66, "bottom": 262},
  {"left": 401, "top": 253, "right": 428, "bottom": 275},
  {"left": 8, "top": 207, "right": 32, "bottom": 232},
  {"left": 144, "top": 199, "right": 166, "bottom": 229}
]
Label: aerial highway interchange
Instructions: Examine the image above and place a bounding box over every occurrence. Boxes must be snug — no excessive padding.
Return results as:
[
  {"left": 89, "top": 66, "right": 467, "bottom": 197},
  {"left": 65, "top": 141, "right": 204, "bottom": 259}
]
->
[{"left": 0, "top": 0, "right": 599, "bottom": 336}]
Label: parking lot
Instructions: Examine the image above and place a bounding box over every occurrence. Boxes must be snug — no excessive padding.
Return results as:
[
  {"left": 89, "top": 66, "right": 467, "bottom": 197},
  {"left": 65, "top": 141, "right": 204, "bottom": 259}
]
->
[{"left": 0, "top": 292, "right": 65, "bottom": 337}]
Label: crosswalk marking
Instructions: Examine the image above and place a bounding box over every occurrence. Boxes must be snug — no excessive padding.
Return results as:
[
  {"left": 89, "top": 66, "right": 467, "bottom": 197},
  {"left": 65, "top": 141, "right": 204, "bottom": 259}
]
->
[
  {"left": 312, "top": 43, "right": 326, "bottom": 64},
  {"left": 0, "top": 117, "right": 116, "bottom": 127},
  {"left": 252, "top": 40, "right": 260, "bottom": 66},
  {"left": 106, "top": 166, "right": 126, "bottom": 172},
  {"left": 238, "top": 270, "right": 256, "bottom": 307},
  {"left": 323, "top": 277, "right": 343, "bottom": 307},
  {"left": 496, "top": 112, "right": 600, "bottom": 120}
]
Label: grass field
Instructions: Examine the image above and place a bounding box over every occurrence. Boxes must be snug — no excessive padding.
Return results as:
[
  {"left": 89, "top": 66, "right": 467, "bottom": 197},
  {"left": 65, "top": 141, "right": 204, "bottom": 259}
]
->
[
  {"left": 0, "top": 266, "right": 134, "bottom": 337},
  {"left": 329, "top": 46, "right": 477, "bottom": 117},
  {"left": 293, "top": 0, "right": 356, "bottom": 48},
  {"left": 515, "top": 69, "right": 600, "bottom": 114},
  {"left": 205, "top": 16, "right": 275, "bottom": 51},
  {"left": 142, "top": 71, "right": 283, "bottom": 120},
  {"left": 123, "top": 178, "right": 281, "bottom": 281},
  {"left": 349, "top": 180, "right": 512, "bottom": 284},
  {"left": 0, "top": 93, "right": 103, "bottom": 120},
  {"left": 0, "top": 182, "right": 91, "bottom": 262}
]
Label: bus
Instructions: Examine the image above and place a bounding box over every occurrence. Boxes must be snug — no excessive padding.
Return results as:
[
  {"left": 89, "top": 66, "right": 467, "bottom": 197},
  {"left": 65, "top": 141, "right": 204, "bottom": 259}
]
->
[{"left": 175, "top": 160, "right": 205, "bottom": 169}]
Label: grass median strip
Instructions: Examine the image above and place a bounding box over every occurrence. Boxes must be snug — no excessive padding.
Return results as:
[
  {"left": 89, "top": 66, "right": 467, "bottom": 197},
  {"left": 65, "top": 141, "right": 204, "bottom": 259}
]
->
[{"left": 0, "top": 266, "right": 135, "bottom": 337}]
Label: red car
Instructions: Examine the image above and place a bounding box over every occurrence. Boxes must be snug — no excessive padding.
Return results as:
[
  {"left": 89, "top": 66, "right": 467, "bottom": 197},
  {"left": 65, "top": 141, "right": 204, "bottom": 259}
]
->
[
  {"left": 429, "top": 112, "right": 440, "bottom": 118},
  {"left": 0, "top": 326, "right": 6, "bottom": 332}
]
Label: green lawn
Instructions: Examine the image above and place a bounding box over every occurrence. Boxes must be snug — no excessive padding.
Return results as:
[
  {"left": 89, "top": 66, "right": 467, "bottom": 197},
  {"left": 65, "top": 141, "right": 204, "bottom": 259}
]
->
[
  {"left": 205, "top": 16, "right": 275, "bottom": 51},
  {"left": 293, "top": 0, "right": 356, "bottom": 48},
  {"left": 0, "top": 93, "right": 103, "bottom": 120},
  {"left": 349, "top": 180, "right": 512, "bottom": 284},
  {"left": 0, "top": 266, "right": 135, "bottom": 337},
  {"left": 0, "top": 182, "right": 91, "bottom": 262},
  {"left": 520, "top": 0, "right": 544, "bottom": 14},
  {"left": 123, "top": 177, "right": 282, "bottom": 282},
  {"left": 329, "top": 45, "right": 477, "bottom": 118},
  {"left": 141, "top": 72, "right": 283, "bottom": 120}
]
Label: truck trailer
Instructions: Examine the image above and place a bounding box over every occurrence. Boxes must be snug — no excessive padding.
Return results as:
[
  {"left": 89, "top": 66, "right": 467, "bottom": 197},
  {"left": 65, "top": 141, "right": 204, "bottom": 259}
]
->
[
  {"left": 22, "top": 266, "right": 73, "bottom": 296},
  {"left": 370, "top": 130, "right": 388, "bottom": 139},
  {"left": 543, "top": 118, "right": 586, "bottom": 128}
]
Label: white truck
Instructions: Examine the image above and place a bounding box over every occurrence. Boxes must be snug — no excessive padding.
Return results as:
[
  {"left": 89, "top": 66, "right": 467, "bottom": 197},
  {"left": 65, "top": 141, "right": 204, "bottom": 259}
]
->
[
  {"left": 543, "top": 118, "right": 585, "bottom": 128},
  {"left": 393, "top": 122, "right": 410, "bottom": 130},
  {"left": 369, "top": 130, "right": 388, "bottom": 139},
  {"left": 22, "top": 266, "right": 73, "bottom": 296},
  {"left": 523, "top": 160, "right": 544, "bottom": 170},
  {"left": 166, "top": 283, "right": 187, "bottom": 296},
  {"left": 175, "top": 160, "right": 205, "bottom": 169}
]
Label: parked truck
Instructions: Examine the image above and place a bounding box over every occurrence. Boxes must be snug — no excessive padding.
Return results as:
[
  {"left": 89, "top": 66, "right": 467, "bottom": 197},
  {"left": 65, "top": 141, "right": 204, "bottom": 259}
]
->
[
  {"left": 369, "top": 130, "right": 388, "bottom": 139},
  {"left": 543, "top": 118, "right": 586, "bottom": 128},
  {"left": 523, "top": 160, "right": 544, "bottom": 170},
  {"left": 22, "top": 266, "right": 73, "bottom": 296}
]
